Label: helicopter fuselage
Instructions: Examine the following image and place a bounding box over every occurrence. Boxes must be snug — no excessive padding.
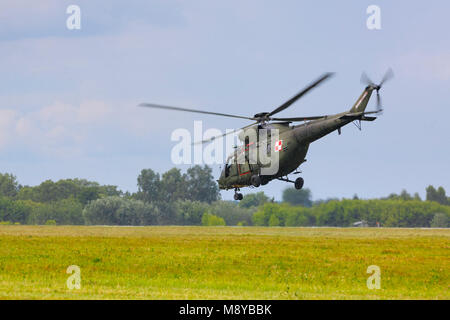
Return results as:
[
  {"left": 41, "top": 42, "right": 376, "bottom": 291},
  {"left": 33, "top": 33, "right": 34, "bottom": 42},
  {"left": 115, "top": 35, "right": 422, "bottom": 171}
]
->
[{"left": 217, "top": 112, "right": 356, "bottom": 190}]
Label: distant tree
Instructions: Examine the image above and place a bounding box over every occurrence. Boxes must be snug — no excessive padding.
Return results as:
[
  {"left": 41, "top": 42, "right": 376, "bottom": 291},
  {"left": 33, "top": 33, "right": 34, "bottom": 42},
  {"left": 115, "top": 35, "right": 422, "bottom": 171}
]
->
[
  {"left": 160, "top": 168, "right": 188, "bottom": 202},
  {"left": 154, "top": 200, "right": 177, "bottom": 225},
  {"left": 268, "top": 214, "right": 280, "bottom": 226},
  {"left": 210, "top": 201, "right": 256, "bottom": 226},
  {"left": 399, "top": 189, "right": 413, "bottom": 201},
  {"left": 175, "top": 200, "right": 209, "bottom": 225},
  {"left": 430, "top": 213, "right": 448, "bottom": 228},
  {"left": 45, "top": 220, "right": 56, "bottom": 225},
  {"left": 426, "top": 185, "right": 448, "bottom": 205},
  {"left": 384, "top": 189, "right": 415, "bottom": 201},
  {"left": 426, "top": 186, "right": 436, "bottom": 201},
  {"left": 41, "top": 180, "right": 79, "bottom": 202},
  {"left": 16, "top": 179, "right": 122, "bottom": 205},
  {"left": 136, "top": 169, "right": 161, "bottom": 203},
  {"left": 0, "top": 173, "right": 20, "bottom": 198},
  {"left": 83, "top": 196, "right": 122, "bottom": 225},
  {"left": 313, "top": 197, "right": 339, "bottom": 206},
  {"left": 201, "top": 213, "right": 226, "bottom": 226},
  {"left": 282, "top": 187, "right": 312, "bottom": 207},
  {"left": 71, "top": 178, "right": 99, "bottom": 188},
  {"left": 77, "top": 187, "right": 100, "bottom": 206},
  {"left": 15, "top": 178, "right": 122, "bottom": 205},
  {"left": 186, "top": 165, "right": 220, "bottom": 203},
  {"left": 239, "top": 192, "right": 269, "bottom": 208},
  {"left": 0, "top": 197, "right": 32, "bottom": 224},
  {"left": 71, "top": 179, "right": 122, "bottom": 198},
  {"left": 83, "top": 196, "right": 158, "bottom": 225},
  {"left": 27, "top": 198, "right": 83, "bottom": 225},
  {"left": 97, "top": 185, "right": 123, "bottom": 197},
  {"left": 136, "top": 166, "right": 219, "bottom": 204}
]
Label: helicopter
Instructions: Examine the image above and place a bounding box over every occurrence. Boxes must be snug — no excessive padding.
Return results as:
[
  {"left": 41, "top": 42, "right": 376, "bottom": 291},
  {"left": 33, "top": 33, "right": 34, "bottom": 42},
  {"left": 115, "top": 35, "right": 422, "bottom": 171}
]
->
[{"left": 140, "top": 69, "right": 393, "bottom": 200}]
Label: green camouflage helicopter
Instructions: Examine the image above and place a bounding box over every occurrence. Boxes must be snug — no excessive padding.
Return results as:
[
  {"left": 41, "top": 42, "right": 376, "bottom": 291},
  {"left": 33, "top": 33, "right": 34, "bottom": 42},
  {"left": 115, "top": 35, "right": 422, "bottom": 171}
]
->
[{"left": 140, "top": 69, "right": 393, "bottom": 200}]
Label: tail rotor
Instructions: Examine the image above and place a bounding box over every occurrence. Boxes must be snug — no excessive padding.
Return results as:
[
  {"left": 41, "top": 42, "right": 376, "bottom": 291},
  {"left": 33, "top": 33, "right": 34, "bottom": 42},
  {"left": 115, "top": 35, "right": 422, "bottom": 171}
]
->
[{"left": 361, "top": 68, "right": 394, "bottom": 113}]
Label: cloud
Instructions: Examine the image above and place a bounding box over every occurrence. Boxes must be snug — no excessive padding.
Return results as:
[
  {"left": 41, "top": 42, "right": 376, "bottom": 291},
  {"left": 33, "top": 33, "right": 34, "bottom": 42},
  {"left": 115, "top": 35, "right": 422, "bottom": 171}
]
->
[
  {"left": 0, "top": 1, "right": 186, "bottom": 41},
  {"left": 0, "top": 109, "right": 18, "bottom": 147},
  {"left": 396, "top": 51, "right": 450, "bottom": 81},
  {"left": 0, "top": 100, "right": 111, "bottom": 155},
  {"left": 0, "top": 0, "right": 63, "bottom": 41},
  {"left": 36, "top": 100, "right": 110, "bottom": 124},
  {"left": 0, "top": 97, "right": 183, "bottom": 158}
]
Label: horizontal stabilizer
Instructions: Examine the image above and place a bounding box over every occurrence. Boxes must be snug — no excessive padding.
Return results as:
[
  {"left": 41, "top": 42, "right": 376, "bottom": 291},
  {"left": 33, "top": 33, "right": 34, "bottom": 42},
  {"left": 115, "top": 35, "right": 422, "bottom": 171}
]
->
[
  {"left": 340, "top": 112, "right": 377, "bottom": 121},
  {"left": 361, "top": 116, "right": 376, "bottom": 121}
]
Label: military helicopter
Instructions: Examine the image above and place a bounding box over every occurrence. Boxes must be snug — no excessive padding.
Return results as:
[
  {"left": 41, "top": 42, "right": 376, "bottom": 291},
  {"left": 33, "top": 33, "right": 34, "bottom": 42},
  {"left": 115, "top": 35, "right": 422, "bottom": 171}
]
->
[{"left": 140, "top": 69, "right": 393, "bottom": 200}]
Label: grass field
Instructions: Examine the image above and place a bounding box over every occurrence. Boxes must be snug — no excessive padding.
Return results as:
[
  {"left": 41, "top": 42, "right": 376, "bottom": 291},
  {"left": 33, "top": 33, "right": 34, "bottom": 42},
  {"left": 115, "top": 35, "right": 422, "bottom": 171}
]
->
[{"left": 0, "top": 226, "right": 448, "bottom": 299}]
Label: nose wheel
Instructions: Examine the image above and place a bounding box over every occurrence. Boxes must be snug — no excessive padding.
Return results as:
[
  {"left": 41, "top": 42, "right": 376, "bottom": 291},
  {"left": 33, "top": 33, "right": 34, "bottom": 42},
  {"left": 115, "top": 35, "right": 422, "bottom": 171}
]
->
[{"left": 234, "top": 188, "right": 243, "bottom": 201}]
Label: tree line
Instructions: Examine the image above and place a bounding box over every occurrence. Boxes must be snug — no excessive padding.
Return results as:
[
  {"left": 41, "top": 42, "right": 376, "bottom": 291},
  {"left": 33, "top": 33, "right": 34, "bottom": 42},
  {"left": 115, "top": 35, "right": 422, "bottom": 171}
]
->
[{"left": 0, "top": 169, "right": 448, "bottom": 227}]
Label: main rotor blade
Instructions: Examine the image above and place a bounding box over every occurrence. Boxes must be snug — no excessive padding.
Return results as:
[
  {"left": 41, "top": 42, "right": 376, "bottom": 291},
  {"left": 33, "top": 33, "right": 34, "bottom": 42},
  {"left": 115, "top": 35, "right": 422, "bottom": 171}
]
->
[
  {"left": 139, "top": 103, "right": 255, "bottom": 121},
  {"left": 192, "top": 122, "right": 258, "bottom": 145},
  {"left": 271, "top": 115, "right": 327, "bottom": 122},
  {"left": 268, "top": 72, "right": 335, "bottom": 117}
]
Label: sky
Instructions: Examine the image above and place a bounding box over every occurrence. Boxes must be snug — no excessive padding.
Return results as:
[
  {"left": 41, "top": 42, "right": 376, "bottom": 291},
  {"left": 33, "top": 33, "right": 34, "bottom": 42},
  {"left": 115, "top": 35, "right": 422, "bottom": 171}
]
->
[{"left": 0, "top": 1, "right": 449, "bottom": 201}]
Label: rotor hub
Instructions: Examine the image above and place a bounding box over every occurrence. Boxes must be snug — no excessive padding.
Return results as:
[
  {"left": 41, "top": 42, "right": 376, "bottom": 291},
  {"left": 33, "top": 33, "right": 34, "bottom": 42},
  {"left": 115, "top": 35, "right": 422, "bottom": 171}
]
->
[{"left": 253, "top": 112, "right": 270, "bottom": 120}]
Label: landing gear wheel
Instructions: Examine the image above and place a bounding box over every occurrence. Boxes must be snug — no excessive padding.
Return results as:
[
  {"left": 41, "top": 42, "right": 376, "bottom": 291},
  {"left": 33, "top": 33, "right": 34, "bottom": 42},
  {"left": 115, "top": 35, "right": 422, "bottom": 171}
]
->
[
  {"left": 234, "top": 193, "right": 243, "bottom": 201},
  {"left": 251, "top": 175, "right": 261, "bottom": 187},
  {"left": 234, "top": 188, "right": 244, "bottom": 201},
  {"left": 294, "top": 177, "right": 304, "bottom": 190}
]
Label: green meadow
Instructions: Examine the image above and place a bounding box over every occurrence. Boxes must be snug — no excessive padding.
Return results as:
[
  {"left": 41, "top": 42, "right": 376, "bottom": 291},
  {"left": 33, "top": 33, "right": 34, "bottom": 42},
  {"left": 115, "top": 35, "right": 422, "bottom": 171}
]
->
[{"left": 0, "top": 226, "right": 448, "bottom": 299}]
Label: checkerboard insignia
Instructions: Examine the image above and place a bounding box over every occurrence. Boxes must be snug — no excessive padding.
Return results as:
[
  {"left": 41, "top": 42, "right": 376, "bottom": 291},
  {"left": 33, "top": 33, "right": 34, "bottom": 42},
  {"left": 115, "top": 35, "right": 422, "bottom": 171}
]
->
[{"left": 274, "top": 140, "right": 283, "bottom": 152}]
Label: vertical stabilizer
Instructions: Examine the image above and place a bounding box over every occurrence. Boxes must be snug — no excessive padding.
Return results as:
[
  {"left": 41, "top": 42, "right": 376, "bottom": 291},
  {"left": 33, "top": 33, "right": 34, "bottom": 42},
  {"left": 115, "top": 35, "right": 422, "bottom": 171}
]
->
[{"left": 349, "top": 87, "right": 375, "bottom": 113}]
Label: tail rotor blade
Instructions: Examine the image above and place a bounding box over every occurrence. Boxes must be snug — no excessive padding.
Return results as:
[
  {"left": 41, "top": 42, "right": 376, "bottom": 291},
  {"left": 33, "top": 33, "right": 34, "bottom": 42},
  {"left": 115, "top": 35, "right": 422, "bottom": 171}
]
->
[
  {"left": 361, "top": 72, "right": 374, "bottom": 86},
  {"left": 376, "top": 91, "right": 381, "bottom": 110},
  {"left": 380, "top": 68, "right": 394, "bottom": 87},
  {"left": 362, "top": 69, "right": 393, "bottom": 114}
]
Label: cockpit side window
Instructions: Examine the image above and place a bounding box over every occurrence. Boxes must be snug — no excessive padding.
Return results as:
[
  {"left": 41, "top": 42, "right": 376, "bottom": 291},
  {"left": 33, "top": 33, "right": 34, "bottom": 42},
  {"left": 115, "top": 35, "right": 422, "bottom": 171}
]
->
[
  {"left": 225, "top": 164, "right": 230, "bottom": 177},
  {"left": 225, "top": 155, "right": 235, "bottom": 177}
]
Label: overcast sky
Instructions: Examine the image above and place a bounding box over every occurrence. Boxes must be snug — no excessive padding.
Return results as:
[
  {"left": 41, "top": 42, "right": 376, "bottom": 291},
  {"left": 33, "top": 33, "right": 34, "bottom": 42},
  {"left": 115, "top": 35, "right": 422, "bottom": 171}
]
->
[{"left": 0, "top": 1, "right": 449, "bottom": 201}]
